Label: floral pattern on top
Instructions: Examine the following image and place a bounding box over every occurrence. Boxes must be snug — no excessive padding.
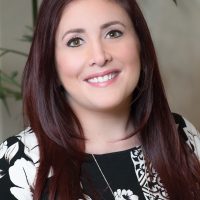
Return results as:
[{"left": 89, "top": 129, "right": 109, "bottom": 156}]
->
[
  {"left": 114, "top": 189, "right": 139, "bottom": 200},
  {"left": 0, "top": 115, "right": 199, "bottom": 200},
  {"left": 0, "top": 127, "right": 39, "bottom": 200},
  {"left": 130, "top": 148, "right": 169, "bottom": 200}
]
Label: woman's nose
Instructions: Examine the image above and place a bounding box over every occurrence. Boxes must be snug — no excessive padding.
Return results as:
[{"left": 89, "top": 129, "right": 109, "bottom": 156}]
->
[{"left": 88, "top": 42, "right": 112, "bottom": 67}]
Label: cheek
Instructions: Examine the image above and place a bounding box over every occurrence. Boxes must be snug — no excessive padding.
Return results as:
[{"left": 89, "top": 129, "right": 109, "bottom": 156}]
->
[
  {"left": 119, "top": 41, "right": 141, "bottom": 88},
  {"left": 118, "top": 41, "right": 140, "bottom": 69},
  {"left": 55, "top": 51, "right": 84, "bottom": 81}
]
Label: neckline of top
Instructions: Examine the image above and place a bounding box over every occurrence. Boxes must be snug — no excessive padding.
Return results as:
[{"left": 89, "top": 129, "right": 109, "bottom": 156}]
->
[{"left": 84, "top": 144, "right": 142, "bottom": 158}]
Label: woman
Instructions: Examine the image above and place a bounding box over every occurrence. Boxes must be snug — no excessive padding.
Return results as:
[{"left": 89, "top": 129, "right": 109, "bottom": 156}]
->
[{"left": 0, "top": 0, "right": 200, "bottom": 199}]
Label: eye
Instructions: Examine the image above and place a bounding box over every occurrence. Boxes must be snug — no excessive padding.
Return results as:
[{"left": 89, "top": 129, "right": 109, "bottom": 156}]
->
[
  {"left": 106, "top": 30, "right": 123, "bottom": 39},
  {"left": 66, "top": 37, "right": 84, "bottom": 47}
]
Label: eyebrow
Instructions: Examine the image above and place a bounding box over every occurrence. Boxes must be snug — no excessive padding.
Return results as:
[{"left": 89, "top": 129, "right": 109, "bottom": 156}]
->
[{"left": 61, "top": 21, "right": 125, "bottom": 40}]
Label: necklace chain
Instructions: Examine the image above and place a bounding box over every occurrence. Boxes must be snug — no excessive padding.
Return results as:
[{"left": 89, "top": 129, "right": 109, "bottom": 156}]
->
[
  {"left": 92, "top": 153, "right": 153, "bottom": 200},
  {"left": 91, "top": 154, "right": 114, "bottom": 196}
]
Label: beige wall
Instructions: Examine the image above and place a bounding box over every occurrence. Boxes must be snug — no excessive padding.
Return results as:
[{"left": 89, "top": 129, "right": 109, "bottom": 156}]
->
[
  {"left": 0, "top": 0, "right": 200, "bottom": 141},
  {"left": 0, "top": 0, "right": 32, "bottom": 140},
  {"left": 138, "top": 0, "right": 200, "bottom": 130}
]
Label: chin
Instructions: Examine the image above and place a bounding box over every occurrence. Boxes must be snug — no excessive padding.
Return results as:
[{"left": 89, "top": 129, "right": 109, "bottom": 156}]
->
[{"left": 90, "top": 99, "right": 129, "bottom": 112}]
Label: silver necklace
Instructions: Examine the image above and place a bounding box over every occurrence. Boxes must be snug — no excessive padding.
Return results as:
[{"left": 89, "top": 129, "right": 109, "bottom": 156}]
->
[
  {"left": 92, "top": 153, "right": 153, "bottom": 200},
  {"left": 91, "top": 154, "right": 114, "bottom": 196}
]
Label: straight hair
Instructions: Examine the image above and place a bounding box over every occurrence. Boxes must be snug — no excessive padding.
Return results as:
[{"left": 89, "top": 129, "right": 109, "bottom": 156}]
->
[{"left": 22, "top": 0, "right": 200, "bottom": 199}]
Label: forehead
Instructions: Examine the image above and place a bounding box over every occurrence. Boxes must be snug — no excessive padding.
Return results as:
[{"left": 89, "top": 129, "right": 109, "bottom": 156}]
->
[{"left": 57, "top": 0, "right": 132, "bottom": 30}]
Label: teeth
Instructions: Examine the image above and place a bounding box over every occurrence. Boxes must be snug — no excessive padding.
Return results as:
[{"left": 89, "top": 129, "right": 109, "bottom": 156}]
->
[{"left": 88, "top": 72, "right": 117, "bottom": 83}]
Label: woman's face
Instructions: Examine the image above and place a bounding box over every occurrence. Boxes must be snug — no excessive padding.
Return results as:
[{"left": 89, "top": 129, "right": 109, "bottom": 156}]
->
[{"left": 55, "top": 0, "right": 141, "bottom": 113}]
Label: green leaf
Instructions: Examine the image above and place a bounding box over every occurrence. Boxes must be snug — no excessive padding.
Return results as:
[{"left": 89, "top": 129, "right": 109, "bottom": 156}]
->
[
  {"left": 0, "top": 71, "right": 21, "bottom": 88},
  {"left": 0, "top": 48, "right": 28, "bottom": 57},
  {"left": 1, "top": 98, "right": 10, "bottom": 115},
  {"left": 10, "top": 71, "right": 18, "bottom": 79},
  {"left": 173, "top": 0, "right": 177, "bottom": 5},
  {"left": 25, "top": 25, "right": 34, "bottom": 31},
  {"left": 32, "top": 0, "right": 38, "bottom": 27},
  {"left": 0, "top": 50, "right": 9, "bottom": 57},
  {"left": 0, "top": 0, "right": 38, "bottom": 115},
  {"left": 0, "top": 86, "right": 21, "bottom": 99},
  {"left": 20, "top": 34, "right": 33, "bottom": 42},
  {"left": 0, "top": 89, "right": 10, "bottom": 115}
]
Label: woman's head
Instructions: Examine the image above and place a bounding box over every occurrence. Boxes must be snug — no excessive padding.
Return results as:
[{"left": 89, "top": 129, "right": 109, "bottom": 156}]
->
[
  {"left": 23, "top": 0, "right": 158, "bottom": 132},
  {"left": 55, "top": 0, "right": 141, "bottom": 114}
]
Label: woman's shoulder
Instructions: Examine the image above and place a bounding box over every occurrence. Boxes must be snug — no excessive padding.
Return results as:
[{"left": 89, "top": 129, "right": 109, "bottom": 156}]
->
[
  {"left": 0, "top": 127, "right": 39, "bottom": 199},
  {"left": 173, "top": 113, "right": 200, "bottom": 159},
  {"left": 0, "top": 127, "right": 39, "bottom": 167}
]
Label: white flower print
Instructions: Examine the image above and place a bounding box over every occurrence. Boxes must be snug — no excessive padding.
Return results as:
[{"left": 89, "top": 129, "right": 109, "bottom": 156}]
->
[
  {"left": 19, "top": 128, "right": 40, "bottom": 167},
  {"left": 0, "top": 140, "right": 8, "bottom": 159},
  {"left": 78, "top": 193, "right": 92, "bottom": 200},
  {"left": 114, "top": 189, "right": 139, "bottom": 200},
  {"left": 0, "top": 141, "right": 19, "bottom": 179},
  {"left": 10, "top": 187, "right": 33, "bottom": 200},
  {"left": 5, "top": 142, "right": 19, "bottom": 163},
  {"left": 24, "top": 143, "right": 39, "bottom": 168},
  {"left": 9, "top": 158, "right": 37, "bottom": 200},
  {"left": 183, "top": 118, "right": 200, "bottom": 160},
  {"left": 0, "top": 169, "right": 5, "bottom": 179}
]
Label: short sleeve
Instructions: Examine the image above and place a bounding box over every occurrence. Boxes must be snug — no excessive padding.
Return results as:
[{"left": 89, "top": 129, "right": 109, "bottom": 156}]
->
[
  {"left": 0, "top": 128, "right": 39, "bottom": 200},
  {"left": 182, "top": 117, "right": 200, "bottom": 160},
  {"left": 173, "top": 113, "right": 200, "bottom": 160}
]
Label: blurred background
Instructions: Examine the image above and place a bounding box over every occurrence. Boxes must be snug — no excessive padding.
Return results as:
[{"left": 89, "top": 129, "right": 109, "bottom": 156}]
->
[{"left": 0, "top": 0, "right": 200, "bottom": 142}]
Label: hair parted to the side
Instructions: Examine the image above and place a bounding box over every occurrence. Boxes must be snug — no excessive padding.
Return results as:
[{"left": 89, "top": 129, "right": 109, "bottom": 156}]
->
[{"left": 22, "top": 0, "right": 200, "bottom": 199}]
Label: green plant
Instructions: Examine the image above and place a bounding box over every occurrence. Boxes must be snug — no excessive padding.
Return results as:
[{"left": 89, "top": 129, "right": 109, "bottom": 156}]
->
[{"left": 0, "top": 0, "right": 38, "bottom": 113}]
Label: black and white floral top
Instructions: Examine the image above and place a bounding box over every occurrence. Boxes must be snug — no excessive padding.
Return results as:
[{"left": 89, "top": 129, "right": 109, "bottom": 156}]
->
[{"left": 0, "top": 114, "right": 200, "bottom": 200}]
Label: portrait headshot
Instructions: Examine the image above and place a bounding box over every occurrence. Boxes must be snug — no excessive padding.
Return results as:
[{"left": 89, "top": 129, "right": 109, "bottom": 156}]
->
[{"left": 0, "top": 0, "right": 200, "bottom": 199}]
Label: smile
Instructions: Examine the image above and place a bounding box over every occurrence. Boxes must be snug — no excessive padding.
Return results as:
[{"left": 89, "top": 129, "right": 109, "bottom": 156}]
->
[{"left": 87, "top": 72, "right": 118, "bottom": 83}]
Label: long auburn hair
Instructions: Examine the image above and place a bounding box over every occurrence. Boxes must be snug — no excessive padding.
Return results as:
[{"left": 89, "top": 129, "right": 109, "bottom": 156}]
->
[{"left": 22, "top": 0, "right": 200, "bottom": 199}]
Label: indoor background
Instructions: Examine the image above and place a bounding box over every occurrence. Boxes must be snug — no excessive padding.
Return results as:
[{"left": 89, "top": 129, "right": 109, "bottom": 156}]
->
[{"left": 0, "top": 0, "right": 200, "bottom": 142}]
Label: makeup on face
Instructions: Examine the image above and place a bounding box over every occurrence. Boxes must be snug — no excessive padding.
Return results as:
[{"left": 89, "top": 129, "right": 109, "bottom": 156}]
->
[{"left": 55, "top": 0, "right": 141, "bottom": 112}]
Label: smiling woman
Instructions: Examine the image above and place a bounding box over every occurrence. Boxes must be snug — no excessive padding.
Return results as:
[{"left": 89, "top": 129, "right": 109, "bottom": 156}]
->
[
  {"left": 0, "top": 0, "right": 200, "bottom": 200},
  {"left": 55, "top": 0, "right": 141, "bottom": 127}
]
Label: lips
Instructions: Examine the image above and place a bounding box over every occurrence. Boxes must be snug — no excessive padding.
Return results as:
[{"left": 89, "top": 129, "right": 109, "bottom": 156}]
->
[
  {"left": 88, "top": 72, "right": 119, "bottom": 83},
  {"left": 84, "top": 70, "right": 120, "bottom": 84}
]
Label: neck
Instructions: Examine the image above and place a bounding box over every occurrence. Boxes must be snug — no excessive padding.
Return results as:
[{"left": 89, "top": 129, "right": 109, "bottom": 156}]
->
[{"left": 71, "top": 103, "right": 141, "bottom": 154}]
